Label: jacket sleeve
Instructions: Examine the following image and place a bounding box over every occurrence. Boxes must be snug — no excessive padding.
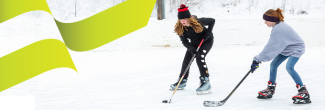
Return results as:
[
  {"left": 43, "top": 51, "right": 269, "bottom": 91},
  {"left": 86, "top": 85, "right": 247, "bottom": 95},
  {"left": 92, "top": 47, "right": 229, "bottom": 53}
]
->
[
  {"left": 179, "top": 34, "right": 195, "bottom": 50},
  {"left": 199, "top": 18, "right": 215, "bottom": 32},
  {"left": 254, "top": 29, "right": 287, "bottom": 62}
]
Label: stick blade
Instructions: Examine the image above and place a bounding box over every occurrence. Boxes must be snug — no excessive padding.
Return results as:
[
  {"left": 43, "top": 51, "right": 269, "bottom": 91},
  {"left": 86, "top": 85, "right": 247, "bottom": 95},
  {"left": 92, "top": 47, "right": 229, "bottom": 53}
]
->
[{"left": 203, "top": 101, "right": 225, "bottom": 107}]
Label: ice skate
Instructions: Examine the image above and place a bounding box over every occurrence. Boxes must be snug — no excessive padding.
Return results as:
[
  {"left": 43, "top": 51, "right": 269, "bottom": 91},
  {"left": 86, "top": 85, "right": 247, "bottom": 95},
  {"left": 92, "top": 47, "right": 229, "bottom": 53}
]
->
[
  {"left": 196, "top": 76, "right": 211, "bottom": 95},
  {"left": 170, "top": 78, "right": 187, "bottom": 91},
  {"left": 292, "top": 85, "right": 311, "bottom": 104},
  {"left": 257, "top": 81, "right": 276, "bottom": 99}
]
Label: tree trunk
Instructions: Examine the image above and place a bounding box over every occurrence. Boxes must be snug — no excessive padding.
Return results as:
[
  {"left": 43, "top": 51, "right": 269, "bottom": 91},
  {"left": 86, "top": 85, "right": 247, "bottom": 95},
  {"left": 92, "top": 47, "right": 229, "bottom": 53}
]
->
[
  {"left": 157, "top": 0, "right": 163, "bottom": 20},
  {"left": 75, "top": 0, "right": 77, "bottom": 17}
]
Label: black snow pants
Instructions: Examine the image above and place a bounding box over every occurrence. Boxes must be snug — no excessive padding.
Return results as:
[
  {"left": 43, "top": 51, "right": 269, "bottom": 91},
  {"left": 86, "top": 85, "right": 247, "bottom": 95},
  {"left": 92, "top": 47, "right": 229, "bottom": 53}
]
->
[{"left": 179, "top": 38, "right": 214, "bottom": 79}]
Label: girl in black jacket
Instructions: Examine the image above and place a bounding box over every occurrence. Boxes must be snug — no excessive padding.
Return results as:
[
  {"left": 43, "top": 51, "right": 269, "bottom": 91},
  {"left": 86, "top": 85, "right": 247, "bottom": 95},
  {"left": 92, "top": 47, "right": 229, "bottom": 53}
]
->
[{"left": 170, "top": 4, "right": 215, "bottom": 95}]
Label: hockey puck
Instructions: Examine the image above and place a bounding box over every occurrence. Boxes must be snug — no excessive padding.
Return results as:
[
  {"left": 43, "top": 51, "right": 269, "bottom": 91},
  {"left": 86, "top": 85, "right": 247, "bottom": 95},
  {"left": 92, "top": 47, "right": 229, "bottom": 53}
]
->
[{"left": 162, "top": 100, "right": 168, "bottom": 103}]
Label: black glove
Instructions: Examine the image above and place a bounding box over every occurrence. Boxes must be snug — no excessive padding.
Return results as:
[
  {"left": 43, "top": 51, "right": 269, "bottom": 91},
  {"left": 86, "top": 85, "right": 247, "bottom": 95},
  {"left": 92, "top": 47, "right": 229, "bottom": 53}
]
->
[
  {"left": 251, "top": 59, "right": 261, "bottom": 73},
  {"left": 189, "top": 48, "right": 198, "bottom": 56}
]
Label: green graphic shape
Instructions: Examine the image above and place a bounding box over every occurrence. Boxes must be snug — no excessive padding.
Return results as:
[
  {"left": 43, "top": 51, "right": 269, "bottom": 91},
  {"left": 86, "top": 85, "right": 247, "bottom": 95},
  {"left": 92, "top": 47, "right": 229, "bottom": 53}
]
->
[
  {"left": 0, "top": 0, "right": 51, "bottom": 23},
  {"left": 0, "top": 0, "right": 156, "bottom": 92},
  {"left": 55, "top": 0, "right": 157, "bottom": 51},
  {"left": 0, "top": 0, "right": 157, "bottom": 51},
  {"left": 0, "top": 39, "right": 77, "bottom": 92}
]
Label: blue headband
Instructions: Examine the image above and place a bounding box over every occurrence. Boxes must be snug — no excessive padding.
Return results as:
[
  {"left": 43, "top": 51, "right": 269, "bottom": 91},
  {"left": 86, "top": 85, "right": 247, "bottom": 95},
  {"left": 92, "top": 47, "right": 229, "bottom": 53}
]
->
[{"left": 263, "top": 14, "right": 279, "bottom": 22}]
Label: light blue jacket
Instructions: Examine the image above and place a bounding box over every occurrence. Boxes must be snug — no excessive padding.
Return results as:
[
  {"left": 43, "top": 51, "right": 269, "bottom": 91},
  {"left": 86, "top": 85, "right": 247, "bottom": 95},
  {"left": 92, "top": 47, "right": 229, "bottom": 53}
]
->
[{"left": 255, "top": 22, "right": 305, "bottom": 62}]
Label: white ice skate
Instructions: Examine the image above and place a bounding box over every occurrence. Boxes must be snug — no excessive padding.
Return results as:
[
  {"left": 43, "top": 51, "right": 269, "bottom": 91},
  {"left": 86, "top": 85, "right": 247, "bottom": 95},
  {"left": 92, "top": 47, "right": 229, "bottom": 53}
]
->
[
  {"left": 196, "top": 76, "right": 212, "bottom": 95},
  {"left": 170, "top": 79, "right": 187, "bottom": 91}
]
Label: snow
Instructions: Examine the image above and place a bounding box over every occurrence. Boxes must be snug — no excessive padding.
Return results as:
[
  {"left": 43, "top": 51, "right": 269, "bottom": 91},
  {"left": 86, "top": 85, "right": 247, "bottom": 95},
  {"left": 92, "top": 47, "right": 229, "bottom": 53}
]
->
[
  {"left": 1, "top": 16, "right": 325, "bottom": 109},
  {"left": 1, "top": 1, "right": 325, "bottom": 110}
]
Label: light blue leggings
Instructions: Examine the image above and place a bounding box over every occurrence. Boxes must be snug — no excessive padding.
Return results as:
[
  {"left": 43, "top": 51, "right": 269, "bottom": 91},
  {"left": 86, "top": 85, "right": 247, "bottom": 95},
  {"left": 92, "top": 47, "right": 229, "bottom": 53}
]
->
[{"left": 269, "top": 54, "right": 304, "bottom": 86}]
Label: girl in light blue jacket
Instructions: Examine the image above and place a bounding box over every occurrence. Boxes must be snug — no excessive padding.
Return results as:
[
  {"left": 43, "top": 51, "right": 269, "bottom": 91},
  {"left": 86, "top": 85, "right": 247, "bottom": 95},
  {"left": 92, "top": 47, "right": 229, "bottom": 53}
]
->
[{"left": 251, "top": 8, "right": 311, "bottom": 104}]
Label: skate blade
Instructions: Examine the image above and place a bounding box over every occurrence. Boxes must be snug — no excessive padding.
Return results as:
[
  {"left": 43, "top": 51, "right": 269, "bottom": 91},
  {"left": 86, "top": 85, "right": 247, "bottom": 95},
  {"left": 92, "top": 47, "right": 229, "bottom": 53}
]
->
[
  {"left": 197, "top": 90, "right": 212, "bottom": 95},
  {"left": 293, "top": 98, "right": 312, "bottom": 104},
  {"left": 257, "top": 96, "right": 272, "bottom": 99},
  {"left": 257, "top": 94, "right": 272, "bottom": 99},
  {"left": 169, "top": 87, "right": 185, "bottom": 91}
]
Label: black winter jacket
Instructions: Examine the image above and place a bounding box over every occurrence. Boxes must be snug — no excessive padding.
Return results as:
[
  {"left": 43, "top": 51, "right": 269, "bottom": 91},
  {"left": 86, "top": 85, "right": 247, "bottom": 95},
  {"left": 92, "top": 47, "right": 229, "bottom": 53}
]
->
[{"left": 179, "top": 18, "right": 215, "bottom": 50}]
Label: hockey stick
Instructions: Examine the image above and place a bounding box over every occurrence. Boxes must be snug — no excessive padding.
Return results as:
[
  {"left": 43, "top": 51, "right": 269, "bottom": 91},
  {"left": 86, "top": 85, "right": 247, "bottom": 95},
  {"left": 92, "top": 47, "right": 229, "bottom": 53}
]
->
[
  {"left": 162, "top": 39, "right": 204, "bottom": 104},
  {"left": 203, "top": 69, "right": 252, "bottom": 107}
]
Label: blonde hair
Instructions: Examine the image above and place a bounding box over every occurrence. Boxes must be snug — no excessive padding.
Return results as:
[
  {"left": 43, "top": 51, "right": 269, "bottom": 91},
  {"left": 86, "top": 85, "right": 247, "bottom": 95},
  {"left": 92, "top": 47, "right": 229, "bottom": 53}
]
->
[
  {"left": 264, "top": 8, "right": 284, "bottom": 22},
  {"left": 174, "top": 17, "right": 203, "bottom": 36}
]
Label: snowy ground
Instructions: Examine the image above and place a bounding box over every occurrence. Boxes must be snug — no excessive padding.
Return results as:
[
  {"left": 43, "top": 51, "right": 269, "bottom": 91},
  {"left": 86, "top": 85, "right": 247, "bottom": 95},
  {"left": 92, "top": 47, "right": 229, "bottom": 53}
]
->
[{"left": 0, "top": 16, "right": 325, "bottom": 110}]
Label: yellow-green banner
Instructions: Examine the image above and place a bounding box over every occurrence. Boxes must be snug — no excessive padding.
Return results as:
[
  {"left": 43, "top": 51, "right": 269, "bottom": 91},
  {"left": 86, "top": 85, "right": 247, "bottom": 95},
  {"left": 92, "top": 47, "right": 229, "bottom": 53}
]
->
[
  {"left": 0, "top": 0, "right": 157, "bottom": 92},
  {"left": 0, "top": 39, "right": 77, "bottom": 92},
  {"left": 0, "top": 0, "right": 52, "bottom": 22},
  {"left": 0, "top": 0, "right": 157, "bottom": 51},
  {"left": 56, "top": 0, "right": 157, "bottom": 51}
]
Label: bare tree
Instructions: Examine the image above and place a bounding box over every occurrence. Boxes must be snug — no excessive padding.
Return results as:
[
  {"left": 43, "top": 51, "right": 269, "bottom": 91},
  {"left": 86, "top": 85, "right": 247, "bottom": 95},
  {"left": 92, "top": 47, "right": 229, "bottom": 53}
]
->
[
  {"left": 291, "top": 0, "right": 295, "bottom": 14},
  {"left": 89, "top": 0, "right": 110, "bottom": 12},
  {"left": 254, "top": 0, "right": 260, "bottom": 10},
  {"left": 75, "top": 0, "right": 77, "bottom": 17},
  {"left": 248, "top": 0, "right": 254, "bottom": 12},
  {"left": 74, "top": 0, "right": 86, "bottom": 17},
  {"left": 282, "top": 0, "right": 287, "bottom": 12},
  {"left": 168, "top": 0, "right": 203, "bottom": 13},
  {"left": 157, "top": 0, "right": 164, "bottom": 20},
  {"left": 112, "top": 0, "right": 126, "bottom": 5}
]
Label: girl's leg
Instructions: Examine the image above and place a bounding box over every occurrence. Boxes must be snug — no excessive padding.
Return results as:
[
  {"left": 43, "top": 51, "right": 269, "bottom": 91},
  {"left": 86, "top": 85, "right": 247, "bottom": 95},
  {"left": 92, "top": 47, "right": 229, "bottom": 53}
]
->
[
  {"left": 170, "top": 51, "right": 192, "bottom": 90},
  {"left": 195, "top": 38, "right": 213, "bottom": 93},
  {"left": 196, "top": 38, "right": 213, "bottom": 77},
  {"left": 286, "top": 56, "right": 304, "bottom": 86},
  {"left": 269, "top": 54, "right": 288, "bottom": 84},
  {"left": 258, "top": 54, "right": 288, "bottom": 99},
  {"left": 179, "top": 50, "right": 193, "bottom": 79}
]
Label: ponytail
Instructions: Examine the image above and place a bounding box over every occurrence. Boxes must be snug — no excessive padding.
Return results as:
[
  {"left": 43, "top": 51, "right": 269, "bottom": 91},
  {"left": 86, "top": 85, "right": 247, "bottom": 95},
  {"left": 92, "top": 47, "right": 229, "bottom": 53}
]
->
[{"left": 276, "top": 8, "right": 284, "bottom": 22}]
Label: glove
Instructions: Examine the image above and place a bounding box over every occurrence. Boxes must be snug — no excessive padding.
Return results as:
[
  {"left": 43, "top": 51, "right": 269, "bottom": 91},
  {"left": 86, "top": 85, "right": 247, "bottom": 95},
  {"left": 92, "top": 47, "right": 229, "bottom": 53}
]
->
[
  {"left": 189, "top": 48, "right": 198, "bottom": 56},
  {"left": 251, "top": 59, "right": 261, "bottom": 73}
]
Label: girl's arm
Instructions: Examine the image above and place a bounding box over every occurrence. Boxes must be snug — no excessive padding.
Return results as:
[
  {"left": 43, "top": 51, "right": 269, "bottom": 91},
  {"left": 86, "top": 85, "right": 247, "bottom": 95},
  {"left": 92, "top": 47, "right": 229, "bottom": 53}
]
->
[
  {"left": 255, "top": 30, "right": 287, "bottom": 62},
  {"left": 199, "top": 18, "right": 215, "bottom": 32},
  {"left": 179, "top": 34, "right": 195, "bottom": 50}
]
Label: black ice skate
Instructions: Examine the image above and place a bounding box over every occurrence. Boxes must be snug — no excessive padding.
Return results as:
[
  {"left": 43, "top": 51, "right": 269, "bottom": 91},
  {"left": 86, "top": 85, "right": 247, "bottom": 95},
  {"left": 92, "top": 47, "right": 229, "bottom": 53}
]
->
[
  {"left": 292, "top": 85, "right": 311, "bottom": 104},
  {"left": 257, "top": 81, "right": 276, "bottom": 99}
]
